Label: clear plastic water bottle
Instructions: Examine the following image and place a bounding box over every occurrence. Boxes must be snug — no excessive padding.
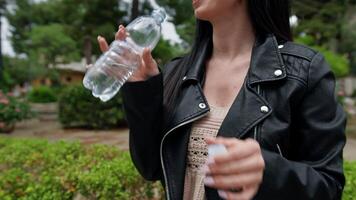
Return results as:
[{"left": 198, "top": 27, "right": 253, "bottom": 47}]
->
[{"left": 83, "top": 9, "right": 166, "bottom": 102}]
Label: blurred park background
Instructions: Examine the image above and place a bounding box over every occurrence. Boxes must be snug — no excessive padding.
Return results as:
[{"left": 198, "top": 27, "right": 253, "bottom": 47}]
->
[{"left": 0, "top": 0, "right": 356, "bottom": 199}]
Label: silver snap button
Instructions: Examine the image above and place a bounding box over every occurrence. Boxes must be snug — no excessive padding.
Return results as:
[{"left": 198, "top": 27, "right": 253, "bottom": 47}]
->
[
  {"left": 278, "top": 45, "right": 284, "bottom": 49},
  {"left": 274, "top": 69, "right": 283, "bottom": 77},
  {"left": 199, "top": 103, "right": 207, "bottom": 109},
  {"left": 182, "top": 76, "right": 187, "bottom": 81},
  {"left": 260, "top": 106, "right": 269, "bottom": 113}
]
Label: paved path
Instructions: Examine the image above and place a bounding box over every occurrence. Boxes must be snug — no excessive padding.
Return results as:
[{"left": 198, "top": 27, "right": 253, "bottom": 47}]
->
[
  {"left": 1, "top": 119, "right": 129, "bottom": 150},
  {"left": 345, "top": 137, "right": 356, "bottom": 161},
  {"left": 2, "top": 119, "right": 356, "bottom": 161}
]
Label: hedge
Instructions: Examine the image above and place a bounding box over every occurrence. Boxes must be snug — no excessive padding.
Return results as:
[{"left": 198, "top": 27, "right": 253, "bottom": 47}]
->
[
  {"left": 0, "top": 137, "right": 355, "bottom": 199},
  {"left": 0, "top": 137, "right": 163, "bottom": 200},
  {"left": 58, "top": 85, "right": 126, "bottom": 129},
  {"left": 344, "top": 161, "right": 356, "bottom": 200},
  {"left": 27, "top": 86, "right": 57, "bottom": 103}
]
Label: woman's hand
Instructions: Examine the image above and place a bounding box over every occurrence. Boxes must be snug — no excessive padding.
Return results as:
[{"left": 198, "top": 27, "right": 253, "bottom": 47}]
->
[
  {"left": 95, "top": 25, "right": 159, "bottom": 82},
  {"left": 204, "top": 137, "right": 265, "bottom": 200}
]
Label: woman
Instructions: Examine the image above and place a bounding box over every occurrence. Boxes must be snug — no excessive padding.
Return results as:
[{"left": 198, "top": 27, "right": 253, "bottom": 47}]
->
[{"left": 97, "top": 0, "right": 346, "bottom": 199}]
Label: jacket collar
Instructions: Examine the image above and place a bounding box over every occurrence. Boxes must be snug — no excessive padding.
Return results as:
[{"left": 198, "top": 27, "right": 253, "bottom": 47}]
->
[{"left": 182, "top": 34, "right": 286, "bottom": 86}]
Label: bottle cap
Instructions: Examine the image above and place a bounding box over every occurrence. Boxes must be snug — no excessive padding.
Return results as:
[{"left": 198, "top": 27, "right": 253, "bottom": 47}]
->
[{"left": 208, "top": 144, "right": 227, "bottom": 156}]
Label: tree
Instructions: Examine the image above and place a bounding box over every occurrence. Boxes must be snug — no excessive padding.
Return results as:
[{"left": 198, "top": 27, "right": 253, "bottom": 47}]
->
[
  {"left": 292, "top": 0, "right": 356, "bottom": 50},
  {"left": 6, "top": 0, "right": 125, "bottom": 64},
  {"left": 29, "top": 24, "right": 79, "bottom": 68},
  {"left": 131, "top": 0, "right": 139, "bottom": 20},
  {"left": 0, "top": 0, "right": 6, "bottom": 81},
  {"left": 57, "top": 0, "right": 124, "bottom": 64},
  {"left": 340, "top": 6, "right": 356, "bottom": 73}
]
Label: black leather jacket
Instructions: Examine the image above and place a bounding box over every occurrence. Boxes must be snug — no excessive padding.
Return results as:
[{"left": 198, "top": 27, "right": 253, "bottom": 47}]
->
[{"left": 122, "top": 35, "right": 346, "bottom": 200}]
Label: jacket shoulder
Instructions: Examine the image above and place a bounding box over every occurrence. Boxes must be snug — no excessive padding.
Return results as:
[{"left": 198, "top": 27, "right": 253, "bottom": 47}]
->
[
  {"left": 279, "top": 42, "right": 318, "bottom": 62},
  {"left": 162, "top": 56, "right": 185, "bottom": 76},
  {"left": 279, "top": 41, "right": 335, "bottom": 89}
]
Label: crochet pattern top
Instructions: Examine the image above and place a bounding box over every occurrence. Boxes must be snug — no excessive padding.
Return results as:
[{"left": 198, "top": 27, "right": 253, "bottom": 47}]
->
[{"left": 183, "top": 105, "right": 229, "bottom": 200}]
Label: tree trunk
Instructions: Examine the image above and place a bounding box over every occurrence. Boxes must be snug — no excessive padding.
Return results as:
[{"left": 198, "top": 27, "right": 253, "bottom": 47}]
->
[
  {"left": 131, "top": 0, "right": 139, "bottom": 21},
  {"left": 83, "top": 35, "right": 92, "bottom": 65},
  {"left": 0, "top": 12, "right": 3, "bottom": 81}
]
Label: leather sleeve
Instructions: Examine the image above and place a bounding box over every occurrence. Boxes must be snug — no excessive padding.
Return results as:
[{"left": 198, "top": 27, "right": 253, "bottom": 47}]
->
[
  {"left": 121, "top": 73, "right": 164, "bottom": 181},
  {"left": 255, "top": 53, "right": 346, "bottom": 200},
  {"left": 121, "top": 57, "right": 182, "bottom": 181}
]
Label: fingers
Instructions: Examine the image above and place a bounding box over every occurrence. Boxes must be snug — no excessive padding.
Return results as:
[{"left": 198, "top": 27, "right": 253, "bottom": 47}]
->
[
  {"left": 205, "top": 136, "right": 236, "bottom": 147},
  {"left": 203, "top": 137, "right": 264, "bottom": 200},
  {"left": 115, "top": 25, "right": 127, "bottom": 41},
  {"left": 98, "top": 24, "right": 126, "bottom": 53},
  {"left": 205, "top": 153, "right": 265, "bottom": 176},
  {"left": 218, "top": 186, "right": 258, "bottom": 200},
  {"left": 212, "top": 139, "right": 261, "bottom": 164},
  {"left": 204, "top": 172, "right": 263, "bottom": 190},
  {"left": 142, "top": 48, "right": 156, "bottom": 69},
  {"left": 98, "top": 36, "right": 109, "bottom": 52}
]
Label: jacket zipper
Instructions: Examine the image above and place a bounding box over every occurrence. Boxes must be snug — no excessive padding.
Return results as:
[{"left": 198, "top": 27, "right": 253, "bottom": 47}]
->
[
  {"left": 276, "top": 144, "right": 284, "bottom": 157},
  {"left": 254, "top": 84, "right": 261, "bottom": 140},
  {"left": 160, "top": 111, "right": 209, "bottom": 200}
]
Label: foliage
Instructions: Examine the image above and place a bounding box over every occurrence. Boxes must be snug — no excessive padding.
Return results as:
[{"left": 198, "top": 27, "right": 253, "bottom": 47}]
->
[
  {"left": 0, "top": 137, "right": 354, "bottom": 199},
  {"left": 343, "top": 161, "right": 356, "bottom": 200},
  {"left": 292, "top": 1, "right": 356, "bottom": 77},
  {"left": 27, "top": 86, "right": 57, "bottom": 103},
  {"left": 0, "top": 137, "right": 164, "bottom": 200},
  {"left": 152, "top": 38, "right": 185, "bottom": 65},
  {"left": 340, "top": 6, "right": 356, "bottom": 54},
  {"left": 340, "top": 6, "right": 356, "bottom": 74},
  {"left": 58, "top": 84, "right": 126, "bottom": 129},
  {"left": 29, "top": 24, "right": 80, "bottom": 67},
  {"left": 292, "top": 0, "right": 348, "bottom": 45},
  {"left": 0, "top": 70, "right": 15, "bottom": 93},
  {"left": 0, "top": 90, "right": 33, "bottom": 125},
  {"left": 295, "top": 35, "right": 349, "bottom": 77},
  {"left": 0, "top": 56, "right": 43, "bottom": 91},
  {"left": 56, "top": 0, "right": 125, "bottom": 63},
  {"left": 5, "top": 0, "right": 123, "bottom": 64}
]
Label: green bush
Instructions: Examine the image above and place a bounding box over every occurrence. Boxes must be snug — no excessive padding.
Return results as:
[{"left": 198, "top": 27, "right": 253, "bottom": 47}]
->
[
  {"left": 0, "top": 137, "right": 355, "bottom": 199},
  {"left": 344, "top": 161, "right": 356, "bottom": 200},
  {"left": 0, "top": 137, "right": 164, "bottom": 200},
  {"left": 58, "top": 84, "right": 125, "bottom": 129},
  {"left": 28, "top": 86, "right": 57, "bottom": 103},
  {"left": 0, "top": 91, "right": 34, "bottom": 126}
]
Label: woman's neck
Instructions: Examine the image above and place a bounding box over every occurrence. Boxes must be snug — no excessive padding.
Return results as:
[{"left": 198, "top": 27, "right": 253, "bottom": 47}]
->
[{"left": 210, "top": 4, "right": 255, "bottom": 62}]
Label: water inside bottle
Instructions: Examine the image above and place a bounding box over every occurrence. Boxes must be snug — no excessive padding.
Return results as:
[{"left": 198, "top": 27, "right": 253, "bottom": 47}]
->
[
  {"left": 83, "top": 40, "right": 140, "bottom": 102},
  {"left": 83, "top": 9, "right": 166, "bottom": 102}
]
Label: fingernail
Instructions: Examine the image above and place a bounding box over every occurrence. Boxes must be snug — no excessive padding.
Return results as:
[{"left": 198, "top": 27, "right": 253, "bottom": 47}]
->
[
  {"left": 201, "top": 165, "right": 210, "bottom": 174},
  {"left": 204, "top": 176, "right": 214, "bottom": 186},
  {"left": 97, "top": 36, "right": 102, "bottom": 41},
  {"left": 206, "top": 157, "right": 215, "bottom": 164},
  {"left": 218, "top": 190, "right": 228, "bottom": 199}
]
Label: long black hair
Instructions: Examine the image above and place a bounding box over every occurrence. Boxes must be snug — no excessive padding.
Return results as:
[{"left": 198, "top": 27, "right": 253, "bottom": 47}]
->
[{"left": 163, "top": 0, "right": 292, "bottom": 118}]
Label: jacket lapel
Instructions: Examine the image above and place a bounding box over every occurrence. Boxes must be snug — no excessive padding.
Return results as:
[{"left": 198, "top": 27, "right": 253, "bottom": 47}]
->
[
  {"left": 216, "top": 81, "right": 272, "bottom": 139},
  {"left": 217, "top": 35, "right": 286, "bottom": 139},
  {"left": 166, "top": 35, "right": 287, "bottom": 138}
]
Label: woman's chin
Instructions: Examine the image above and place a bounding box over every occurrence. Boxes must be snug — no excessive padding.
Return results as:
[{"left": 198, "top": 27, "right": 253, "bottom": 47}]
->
[{"left": 194, "top": 9, "right": 211, "bottom": 21}]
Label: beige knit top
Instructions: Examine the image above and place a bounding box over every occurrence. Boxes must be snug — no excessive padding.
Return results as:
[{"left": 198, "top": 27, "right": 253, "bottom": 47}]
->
[{"left": 183, "top": 105, "right": 229, "bottom": 200}]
